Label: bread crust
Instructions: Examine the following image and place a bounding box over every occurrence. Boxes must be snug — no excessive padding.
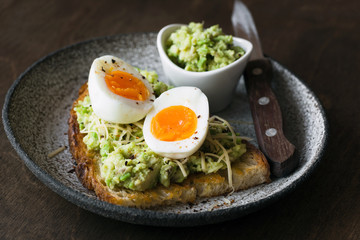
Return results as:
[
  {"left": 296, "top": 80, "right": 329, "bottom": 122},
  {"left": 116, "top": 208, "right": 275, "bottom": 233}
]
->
[{"left": 68, "top": 84, "right": 271, "bottom": 208}]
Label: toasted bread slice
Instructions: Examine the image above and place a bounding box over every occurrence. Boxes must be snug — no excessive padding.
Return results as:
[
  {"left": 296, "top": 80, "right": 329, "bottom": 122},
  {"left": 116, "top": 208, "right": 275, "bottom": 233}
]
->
[{"left": 68, "top": 84, "right": 271, "bottom": 208}]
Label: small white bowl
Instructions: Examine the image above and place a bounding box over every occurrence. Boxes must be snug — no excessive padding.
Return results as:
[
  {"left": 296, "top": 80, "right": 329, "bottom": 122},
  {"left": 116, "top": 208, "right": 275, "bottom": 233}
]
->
[{"left": 157, "top": 24, "right": 253, "bottom": 113}]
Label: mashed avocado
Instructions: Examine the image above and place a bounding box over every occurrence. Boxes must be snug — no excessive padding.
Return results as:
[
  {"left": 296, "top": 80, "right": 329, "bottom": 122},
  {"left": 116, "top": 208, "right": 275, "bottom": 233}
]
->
[
  {"left": 75, "top": 69, "right": 246, "bottom": 191},
  {"left": 166, "top": 22, "right": 245, "bottom": 72},
  {"left": 137, "top": 69, "right": 172, "bottom": 97}
]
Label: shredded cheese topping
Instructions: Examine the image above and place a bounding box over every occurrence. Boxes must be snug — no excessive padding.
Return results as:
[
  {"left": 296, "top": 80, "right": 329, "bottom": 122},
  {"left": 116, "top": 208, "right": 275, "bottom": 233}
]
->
[
  {"left": 48, "top": 146, "right": 66, "bottom": 158},
  {"left": 77, "top": 96, "right": 246, "bottom": 190},
  {"left": 200, "top": 152, "right": 206, "bottom": 172},
  {"left": 175, "top": 115, "right": 242, "bottom": 188},
  {"left": 80, "top": 112, "right": 144, "bottom": 146},
  {"left": 173, "top": 159, "right": 189, "bottom": 178}
]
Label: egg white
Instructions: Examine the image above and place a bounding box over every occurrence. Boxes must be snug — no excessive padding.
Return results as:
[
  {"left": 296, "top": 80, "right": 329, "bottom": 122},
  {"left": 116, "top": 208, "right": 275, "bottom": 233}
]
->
[
  {"left": 143, "top": 87, "right": 209, "bottom": 159},
  {"left": 88, "top": 55, "right": 155, "bottom": 124}
]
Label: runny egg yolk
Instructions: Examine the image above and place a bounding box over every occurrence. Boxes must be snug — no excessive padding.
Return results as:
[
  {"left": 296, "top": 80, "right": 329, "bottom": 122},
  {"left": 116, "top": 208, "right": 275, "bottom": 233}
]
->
[
  {"left": 151, "top": 105, "right": 198, "bottom": 141},
  {"left": 105, "top": 70, "right": 149, "bottom": 101}
]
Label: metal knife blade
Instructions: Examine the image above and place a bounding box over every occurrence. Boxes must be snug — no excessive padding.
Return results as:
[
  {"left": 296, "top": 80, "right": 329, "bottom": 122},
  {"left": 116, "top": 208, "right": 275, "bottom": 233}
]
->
[
  {"left": 232, "top": 0, "right": 263, "bottom": 60},
  {"left": 232, "top": 0, "right": 297, "bottom": 177}
]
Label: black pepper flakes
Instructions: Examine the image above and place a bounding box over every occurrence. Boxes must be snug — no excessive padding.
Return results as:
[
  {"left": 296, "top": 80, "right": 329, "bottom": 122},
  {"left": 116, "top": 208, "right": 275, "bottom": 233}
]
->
[
  {"left": 101, "top": 67, "right": 105, "bottom": 72},
  {"left": 149, "top": 167, "right": 153, "bottom": 171},
  {"left": 125, "top": 161, "right": 128, "bottom": 166},
  {"left": 150, "top": 99, "right": 154, "bottom": 102},
  {"left": 112, "top": 59, "right": 116, "bottom": 64},
  {"left": 197, "top": 115, "right": 201, "bottom": 118},
  {"left": 142, "top": 76, "right": 145, "bottom": 79},
  {"left": 193, "top": 137, "right": 198, "bottom": 140}
]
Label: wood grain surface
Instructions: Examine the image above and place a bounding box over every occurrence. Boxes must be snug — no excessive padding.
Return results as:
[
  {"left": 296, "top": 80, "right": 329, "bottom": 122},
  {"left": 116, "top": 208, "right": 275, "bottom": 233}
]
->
[
  {"left": 1, "top": 0, "right": 359, "bottom": 239},
  {"left": 244, "top": 59, "right": 297, "bottom": 177}
]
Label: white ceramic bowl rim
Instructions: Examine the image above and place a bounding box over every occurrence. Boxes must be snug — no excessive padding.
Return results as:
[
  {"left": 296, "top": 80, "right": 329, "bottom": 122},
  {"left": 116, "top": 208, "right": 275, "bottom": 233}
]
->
[{"left": 157, "top": 23, "right": 253, "bottom": 76}]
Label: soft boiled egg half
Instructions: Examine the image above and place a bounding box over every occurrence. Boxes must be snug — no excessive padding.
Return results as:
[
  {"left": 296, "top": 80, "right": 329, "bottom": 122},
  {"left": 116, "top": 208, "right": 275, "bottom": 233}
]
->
[
  {"left": 88, "top": 55, "right": 155, "bottom": 124},
  {"left": 143, "top": 87, "right": 209, "bottom": 159}
]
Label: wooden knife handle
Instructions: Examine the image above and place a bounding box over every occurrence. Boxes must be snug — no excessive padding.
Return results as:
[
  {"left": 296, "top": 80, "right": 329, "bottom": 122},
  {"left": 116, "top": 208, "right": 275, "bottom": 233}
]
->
[{"left": 244, "top": 58, "right": 297, "bottom": 177}]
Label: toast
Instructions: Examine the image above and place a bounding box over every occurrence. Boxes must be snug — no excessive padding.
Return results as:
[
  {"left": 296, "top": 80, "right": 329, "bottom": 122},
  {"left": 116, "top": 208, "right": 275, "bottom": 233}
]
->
[{"left": 68, "top": 84, "right": 271, "bottom": 208}]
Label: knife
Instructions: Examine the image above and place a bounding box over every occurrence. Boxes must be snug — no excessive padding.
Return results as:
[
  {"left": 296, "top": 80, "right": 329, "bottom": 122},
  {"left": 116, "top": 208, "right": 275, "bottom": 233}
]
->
[{"left": 231, "top": 0, "right": 297, "bottom": 177}]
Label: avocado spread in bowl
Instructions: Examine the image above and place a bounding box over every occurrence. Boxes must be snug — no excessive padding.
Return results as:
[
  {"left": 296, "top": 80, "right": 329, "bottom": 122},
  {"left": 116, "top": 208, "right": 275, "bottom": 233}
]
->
[
  {"left": 157, "top": 22, "right": 253, "bottom": 112},
  {"left": 166, "top": 22, "right": 245, "bottom": 72}
]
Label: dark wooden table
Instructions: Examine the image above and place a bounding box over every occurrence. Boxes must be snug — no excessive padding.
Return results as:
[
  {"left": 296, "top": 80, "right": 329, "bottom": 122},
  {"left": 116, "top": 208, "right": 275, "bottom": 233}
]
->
[{"left": 1, "top": 0, "right": 359, "bottom": 239}]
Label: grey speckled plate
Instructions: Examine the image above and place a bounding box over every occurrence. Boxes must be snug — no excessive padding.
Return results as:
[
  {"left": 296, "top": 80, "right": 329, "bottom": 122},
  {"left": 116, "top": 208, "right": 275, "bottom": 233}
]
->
[{"left": 2, "top": 33, "right": 327, "bottom": 227}]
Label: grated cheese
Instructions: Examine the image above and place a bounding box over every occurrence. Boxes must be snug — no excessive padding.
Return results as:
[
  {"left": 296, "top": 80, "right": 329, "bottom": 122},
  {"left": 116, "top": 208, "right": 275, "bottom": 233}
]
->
[
  {"left": 173, "top": 159, "right": 188, "bottom": 178},
  {"left": 213, "top": 139, "right": 233, "bottom": 190},
  {"left": 200, "top": 152, "right": 206, "bottom": 172},
  {"left": 206, "top": 134, "right": 220, "bottom": 152},
  {"left": 78, "top": 97, "right": 247, "bottom": 190},
  {"left": 181, "top": 157, "right": 189, "bottom": 164},
  {"left": 48, "top": 146, "right": 66, "bottom": 158},
  {"left": 210, "top": 115, "right": 237, "bottom": 145}
]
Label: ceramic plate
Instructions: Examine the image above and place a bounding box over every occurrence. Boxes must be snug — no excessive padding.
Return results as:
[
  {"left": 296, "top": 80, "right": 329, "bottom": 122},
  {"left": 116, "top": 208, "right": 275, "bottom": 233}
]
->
[{"left": 2, "top": 33, "right": 327, "bottom": 227}]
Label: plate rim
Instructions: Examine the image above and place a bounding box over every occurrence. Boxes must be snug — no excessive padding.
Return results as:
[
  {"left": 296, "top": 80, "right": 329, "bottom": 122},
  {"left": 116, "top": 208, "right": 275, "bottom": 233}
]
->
[{"left": 2, "top": 32, "right": 328, "bottom": 227}]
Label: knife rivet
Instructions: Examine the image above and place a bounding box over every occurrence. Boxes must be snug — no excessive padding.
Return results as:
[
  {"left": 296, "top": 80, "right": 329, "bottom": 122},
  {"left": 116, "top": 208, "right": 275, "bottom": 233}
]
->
[
  {"left": 265, "top": 128, "right": 277, "bottom": 137},
  {"left": 252, "top": 67, "right": 263, "bottom": 75},
  {"left": 258, "top": 97, "right": 270, "bottom": 105}
]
